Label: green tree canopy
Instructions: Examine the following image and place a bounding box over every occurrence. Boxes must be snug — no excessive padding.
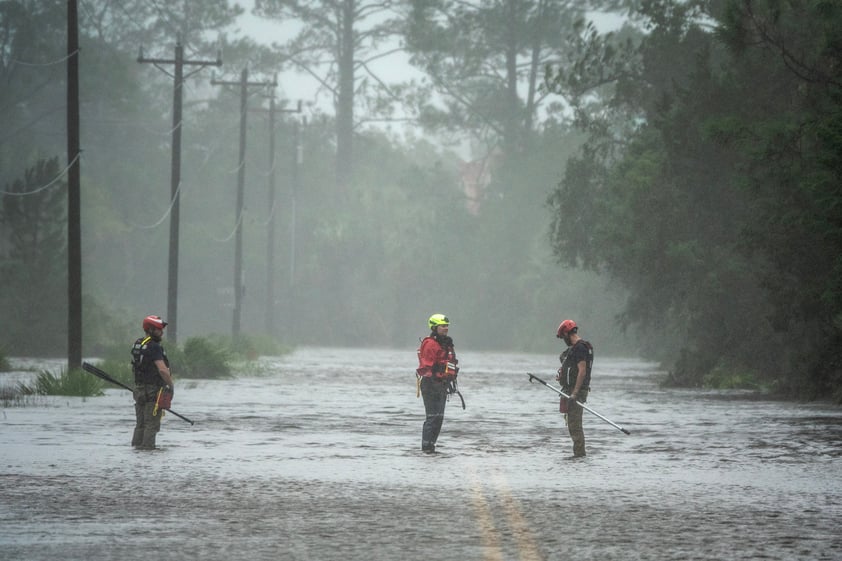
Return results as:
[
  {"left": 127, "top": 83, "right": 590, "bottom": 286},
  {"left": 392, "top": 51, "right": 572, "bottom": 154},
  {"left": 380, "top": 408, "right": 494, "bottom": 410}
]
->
[{"left": 546, "top": 0, "right": 842, "bottom": 399}]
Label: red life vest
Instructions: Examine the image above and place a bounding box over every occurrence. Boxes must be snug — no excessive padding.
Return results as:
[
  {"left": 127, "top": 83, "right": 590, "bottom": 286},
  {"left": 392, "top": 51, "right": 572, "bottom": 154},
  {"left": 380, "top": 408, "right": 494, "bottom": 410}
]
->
[{"left": 416, "top": 336, "right": 458, "bottom": 380}]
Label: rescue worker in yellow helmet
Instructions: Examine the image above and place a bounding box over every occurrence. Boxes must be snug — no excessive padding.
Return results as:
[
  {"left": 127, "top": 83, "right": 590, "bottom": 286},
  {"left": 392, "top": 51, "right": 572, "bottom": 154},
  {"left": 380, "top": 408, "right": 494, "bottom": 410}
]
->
[{"left": 416, "top": 313, "right": 459, "bottom": 453}]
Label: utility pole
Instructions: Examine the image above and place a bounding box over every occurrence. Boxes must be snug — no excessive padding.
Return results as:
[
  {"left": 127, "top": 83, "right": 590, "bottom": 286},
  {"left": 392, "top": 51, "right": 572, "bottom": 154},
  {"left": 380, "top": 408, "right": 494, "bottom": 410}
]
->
[
  {"left": 138, "top": 37, "right": 221, "bottom": 345},
  {"left": 287, "top": 116, "right": 305, "bottom": 343},
  {"left": 255, "top": 95, "right": 301, "bottom": 337},
  {"left": 67, "top": 0, "right": 82, "bottom": 370},
  {"left": 212, "top": 68, "right": 276, "bottom": 338}
]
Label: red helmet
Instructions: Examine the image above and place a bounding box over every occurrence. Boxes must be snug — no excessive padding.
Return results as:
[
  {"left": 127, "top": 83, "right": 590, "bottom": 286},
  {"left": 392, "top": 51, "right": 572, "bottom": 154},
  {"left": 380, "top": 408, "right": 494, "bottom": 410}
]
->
[
  {"left": 142, "top": 315, "right": 168, "bottom": 331},
  {"left": 556, "top": 319, "right": 577, "bottom": 339}
]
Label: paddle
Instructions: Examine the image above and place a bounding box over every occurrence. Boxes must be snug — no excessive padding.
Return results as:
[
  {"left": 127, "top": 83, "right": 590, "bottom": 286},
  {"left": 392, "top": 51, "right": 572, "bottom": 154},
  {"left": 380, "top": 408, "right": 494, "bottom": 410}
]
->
[{"left": 82, "top": 361, "right": 194, "bottom": 425}]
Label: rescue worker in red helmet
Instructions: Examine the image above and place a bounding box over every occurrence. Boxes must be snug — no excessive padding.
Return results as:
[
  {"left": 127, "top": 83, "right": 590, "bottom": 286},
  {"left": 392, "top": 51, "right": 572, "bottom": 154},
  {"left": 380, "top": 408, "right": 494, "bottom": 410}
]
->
[
  {"left": 416, "top": 313, "right": 459, "bottom": 453},
  {"left": 556, "top": 319, "right": 594, "bottom": 457},
  {"left": 131, "top": 315, "right": 174, "bottom": 450}
]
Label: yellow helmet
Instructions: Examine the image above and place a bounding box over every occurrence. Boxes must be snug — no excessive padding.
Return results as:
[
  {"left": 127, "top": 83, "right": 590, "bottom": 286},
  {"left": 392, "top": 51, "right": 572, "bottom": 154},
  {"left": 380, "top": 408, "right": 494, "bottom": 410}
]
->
[{"left": 428, "top": 313, "right": 450, "bottom": 330}]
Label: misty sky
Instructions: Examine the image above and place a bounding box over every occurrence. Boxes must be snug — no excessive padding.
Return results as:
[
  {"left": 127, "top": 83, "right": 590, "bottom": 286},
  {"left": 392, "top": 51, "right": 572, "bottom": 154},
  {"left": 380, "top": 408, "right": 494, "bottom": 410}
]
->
[
  {"left": 227, "top": 1, "right": 626, "bottom": 159},
  {"left": 232, "top": 0, "right": 421, "bottom": 115}
]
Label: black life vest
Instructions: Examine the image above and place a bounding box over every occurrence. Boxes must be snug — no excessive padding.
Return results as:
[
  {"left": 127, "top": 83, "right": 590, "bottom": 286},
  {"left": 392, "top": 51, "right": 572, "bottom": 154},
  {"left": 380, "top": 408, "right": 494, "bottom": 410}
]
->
[
  {"left": 559, "top": 339, "right": 593, "bottom": 391},
  {"left": 131, "top": 336, "right": 169, "bottom": 386}
]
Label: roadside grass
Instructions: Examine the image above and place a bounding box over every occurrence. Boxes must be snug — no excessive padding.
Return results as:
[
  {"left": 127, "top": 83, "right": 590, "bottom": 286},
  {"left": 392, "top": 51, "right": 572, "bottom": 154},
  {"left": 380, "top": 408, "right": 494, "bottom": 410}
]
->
[
  {"left": 90, "top": 332, "right": 294, "bottom": 382},
  {"left": 170, "top": 337, "right": 233, "bottom": 379},
  {"left": 1, "top": 334, "right": 293, "bottom": 402},
  {"left": 0, "top": 384, "right": 50, "bottom": 407},
  {"left": 14, "top": 367, "right": 105, "bottom": 398},
  {"left": 702, "top": 364, "right": 766, "bottom": 391}
]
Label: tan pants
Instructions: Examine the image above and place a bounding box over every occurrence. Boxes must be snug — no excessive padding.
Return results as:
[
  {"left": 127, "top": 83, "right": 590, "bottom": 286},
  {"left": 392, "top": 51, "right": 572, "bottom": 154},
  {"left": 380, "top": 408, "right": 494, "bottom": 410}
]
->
[
  {"left": 133, "top": 385, "right": 162, "bottom": 449},
  {"left": 566, "top": 389, "right": 588, "bottom": 457}
]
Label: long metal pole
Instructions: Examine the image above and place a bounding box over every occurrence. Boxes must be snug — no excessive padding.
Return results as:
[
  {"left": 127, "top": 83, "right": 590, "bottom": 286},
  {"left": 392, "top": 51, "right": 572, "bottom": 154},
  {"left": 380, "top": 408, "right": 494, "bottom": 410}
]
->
[{"left": 527, "top": 373, "right": 631, "bottom": 435}]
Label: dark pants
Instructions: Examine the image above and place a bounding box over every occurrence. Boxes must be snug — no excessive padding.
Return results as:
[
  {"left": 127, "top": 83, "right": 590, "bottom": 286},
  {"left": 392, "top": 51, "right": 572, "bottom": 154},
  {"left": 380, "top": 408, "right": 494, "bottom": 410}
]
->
[
  {"left": 566, "top": 389, "right": 589, "bottom": 457},
  {"left": 133, "top": 384, "right": 163, "bottom": 450},
  {"left": 421, "top": 377, "right": 447, "bottom": 451}
]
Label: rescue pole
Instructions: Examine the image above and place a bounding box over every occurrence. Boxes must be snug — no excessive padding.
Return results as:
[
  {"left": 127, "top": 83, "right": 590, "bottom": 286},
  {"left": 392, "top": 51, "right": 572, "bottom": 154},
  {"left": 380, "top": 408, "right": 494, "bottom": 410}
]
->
[
  {"left": 527, "top": 373, "right": 630, "bottom": 435},
  {"left": 82, "top": 362, "right": 195, "bottom": 425}
]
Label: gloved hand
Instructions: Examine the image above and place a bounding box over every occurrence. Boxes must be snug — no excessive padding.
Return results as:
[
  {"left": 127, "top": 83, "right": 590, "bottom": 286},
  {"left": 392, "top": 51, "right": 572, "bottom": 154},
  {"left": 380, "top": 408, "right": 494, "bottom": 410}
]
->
[{"left": 446, "top": 379, "right": 458, "bottom": 394}]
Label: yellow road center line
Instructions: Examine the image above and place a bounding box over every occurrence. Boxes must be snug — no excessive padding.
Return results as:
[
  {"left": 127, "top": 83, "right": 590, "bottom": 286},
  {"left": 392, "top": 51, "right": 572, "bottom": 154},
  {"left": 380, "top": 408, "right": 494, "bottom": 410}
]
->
[
  {"left": 492, "top": 472, "right": 544, "bottom": 561},
  {"left": 468, "top": 470, "right": 504, "bottom": 561}
]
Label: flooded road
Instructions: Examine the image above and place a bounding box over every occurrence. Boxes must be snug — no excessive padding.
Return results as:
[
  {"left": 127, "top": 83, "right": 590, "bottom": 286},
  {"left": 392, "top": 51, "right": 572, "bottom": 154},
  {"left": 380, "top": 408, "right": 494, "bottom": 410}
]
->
[{"left": 1, "top": 347, "right": 841, "bottom": 560}]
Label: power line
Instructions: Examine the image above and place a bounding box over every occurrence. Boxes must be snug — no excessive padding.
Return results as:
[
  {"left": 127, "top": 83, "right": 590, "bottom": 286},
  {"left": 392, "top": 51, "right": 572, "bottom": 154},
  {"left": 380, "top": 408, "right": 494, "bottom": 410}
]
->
[
  {"left": 10, "top": 49, "right": 80, "bottom": 67},
  {"left": 124, "top": 179, "right": 183, "bottom": 230},
  {"left": 0, "top": 153, "right": 81, "bottom": 196}
]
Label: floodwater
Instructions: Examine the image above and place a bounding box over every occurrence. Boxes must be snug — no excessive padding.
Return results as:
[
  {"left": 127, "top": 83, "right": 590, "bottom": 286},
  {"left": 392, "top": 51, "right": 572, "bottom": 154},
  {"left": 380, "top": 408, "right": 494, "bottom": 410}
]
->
[{"left": 1, "top": 347, "right": 840, "bottom": 561}]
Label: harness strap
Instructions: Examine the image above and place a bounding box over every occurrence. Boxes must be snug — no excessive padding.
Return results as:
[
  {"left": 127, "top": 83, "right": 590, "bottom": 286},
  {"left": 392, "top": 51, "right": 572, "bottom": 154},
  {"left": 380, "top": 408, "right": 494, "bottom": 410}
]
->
[{"left": 152, "top": 387, "right": 163, "bottom": 416}]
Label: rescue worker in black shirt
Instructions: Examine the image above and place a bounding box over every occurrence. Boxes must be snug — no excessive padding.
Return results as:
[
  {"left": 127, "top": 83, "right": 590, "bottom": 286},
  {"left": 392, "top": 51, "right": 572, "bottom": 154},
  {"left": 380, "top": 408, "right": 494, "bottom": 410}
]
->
[
  {"left": 556, "top": 319, "right": 594, "bottom": 457},
  {"left": 131, "top": 315, "right": 174, "bottom": 450}
]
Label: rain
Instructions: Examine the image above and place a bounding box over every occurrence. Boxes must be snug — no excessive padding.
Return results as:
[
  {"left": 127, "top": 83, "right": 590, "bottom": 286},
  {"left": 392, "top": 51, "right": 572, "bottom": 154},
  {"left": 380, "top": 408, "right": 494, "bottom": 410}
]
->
[{"left": 2, "top": 1, "right": 842, "bottom": 560}]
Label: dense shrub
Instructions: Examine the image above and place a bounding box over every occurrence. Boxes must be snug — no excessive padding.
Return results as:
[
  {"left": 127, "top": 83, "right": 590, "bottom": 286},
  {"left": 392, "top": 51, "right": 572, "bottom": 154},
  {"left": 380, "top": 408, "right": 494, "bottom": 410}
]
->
[
  {"left": 172, "top": 337, "right": 233, "bottom": 379},
  {"left": 94, "top": 358, "right": 133, "bottom": 388},
  {"left": 24, "top": 367, "right": 105, "bottom": 397}
]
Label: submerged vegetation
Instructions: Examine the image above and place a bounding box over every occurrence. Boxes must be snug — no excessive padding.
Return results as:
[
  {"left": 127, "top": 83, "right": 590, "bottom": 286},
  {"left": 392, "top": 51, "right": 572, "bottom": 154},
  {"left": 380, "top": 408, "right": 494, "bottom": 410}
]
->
[
  {"left": 7, "top": 367, "right": 105, "bottom": 399},
  {"left": 92, "top": 333, "right": 289, "bottom": 386},
  {"left": 25, "top": 367, "right": 105, "bottom": 397}
]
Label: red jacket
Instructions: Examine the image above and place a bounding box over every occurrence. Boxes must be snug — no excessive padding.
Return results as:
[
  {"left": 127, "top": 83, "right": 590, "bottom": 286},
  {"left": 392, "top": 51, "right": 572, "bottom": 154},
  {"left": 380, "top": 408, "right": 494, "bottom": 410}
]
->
[{"left": 416, "top": 336, "right": 458, "bottom": 380}]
